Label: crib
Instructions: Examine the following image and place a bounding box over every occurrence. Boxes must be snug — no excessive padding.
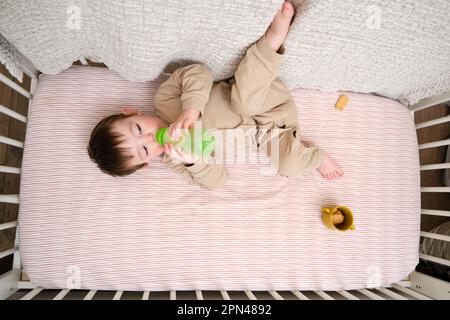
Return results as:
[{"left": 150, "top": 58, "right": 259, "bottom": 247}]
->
[{"left": 0, "top": 54, "right": 449, "bottom": 301}]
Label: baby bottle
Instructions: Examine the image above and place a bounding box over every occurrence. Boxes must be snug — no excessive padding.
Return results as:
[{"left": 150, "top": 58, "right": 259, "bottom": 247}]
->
[{"left": 155, "top": 127, "right": 215, "bottom": 157}]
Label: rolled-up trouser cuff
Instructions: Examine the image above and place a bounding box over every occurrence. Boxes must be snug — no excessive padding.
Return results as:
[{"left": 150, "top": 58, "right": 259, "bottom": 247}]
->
[{"left": 254, "top": 35, "right": 284, "bottom": 71}]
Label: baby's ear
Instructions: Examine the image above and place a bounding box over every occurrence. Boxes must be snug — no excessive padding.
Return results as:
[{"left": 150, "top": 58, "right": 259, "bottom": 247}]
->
[{"left": 121, "top": 106, "right": 141, "bottom": 116}]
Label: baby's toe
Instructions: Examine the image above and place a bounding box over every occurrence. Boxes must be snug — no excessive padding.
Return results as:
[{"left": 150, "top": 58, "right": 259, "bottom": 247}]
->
[{"left": 282, "top": 1, "right": 295, "bottom": 16}]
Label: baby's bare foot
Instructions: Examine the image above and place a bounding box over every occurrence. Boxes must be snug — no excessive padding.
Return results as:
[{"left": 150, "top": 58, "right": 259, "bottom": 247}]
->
[
  {"left": 264, "top": 1, "right": 295, "bottom": 52},
  {"left": 317, "top": 153, "right": 344, "bottom": 180}
]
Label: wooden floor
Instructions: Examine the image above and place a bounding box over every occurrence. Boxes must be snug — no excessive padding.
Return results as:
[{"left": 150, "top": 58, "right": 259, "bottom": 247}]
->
[{"left": 0, "top": 62, "right": 449, "bottom": 275}]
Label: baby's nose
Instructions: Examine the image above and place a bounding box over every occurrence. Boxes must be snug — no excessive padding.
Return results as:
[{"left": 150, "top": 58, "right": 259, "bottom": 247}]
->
[{"left": 146, "top": 132, "right": 154, "bottom": 143}]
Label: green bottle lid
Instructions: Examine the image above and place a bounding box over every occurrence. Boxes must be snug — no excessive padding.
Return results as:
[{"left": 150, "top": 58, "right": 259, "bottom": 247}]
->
[
  {"left": 155, "top": 127, "right": 215, "bottom": 156},
  {"left": 155, "top": 127, "right": 169, "bottom": 146}
]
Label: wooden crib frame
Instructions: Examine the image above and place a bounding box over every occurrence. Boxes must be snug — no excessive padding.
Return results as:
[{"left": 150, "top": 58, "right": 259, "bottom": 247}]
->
[{"left": 0, "top": 57, "right": 448, "bottom": 300}]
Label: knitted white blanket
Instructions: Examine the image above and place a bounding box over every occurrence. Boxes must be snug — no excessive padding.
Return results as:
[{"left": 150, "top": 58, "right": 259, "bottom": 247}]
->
[{"left": 0, "top": 0, "right": 449, "bottom": 105}]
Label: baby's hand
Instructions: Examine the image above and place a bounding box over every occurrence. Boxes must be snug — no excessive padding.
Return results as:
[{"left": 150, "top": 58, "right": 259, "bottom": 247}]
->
[
  {"left": 169, "top": 107, "right": 200, "bottom": 140},
  {"left": 164, "top": 143, "right": 200, "bottom": 165}
]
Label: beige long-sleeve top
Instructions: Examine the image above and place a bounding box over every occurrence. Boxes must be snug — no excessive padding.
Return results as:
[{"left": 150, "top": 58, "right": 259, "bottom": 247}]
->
[{"left": 154, "top": 64, "right": 232, "bottom": 191}]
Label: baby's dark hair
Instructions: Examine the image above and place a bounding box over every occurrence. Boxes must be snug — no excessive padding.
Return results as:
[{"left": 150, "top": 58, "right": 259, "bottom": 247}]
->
[{"left": 87, "top": 113, "right": 146, "bottom": 176}]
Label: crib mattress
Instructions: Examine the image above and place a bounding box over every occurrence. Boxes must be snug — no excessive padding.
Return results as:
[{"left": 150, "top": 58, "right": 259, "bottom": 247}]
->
[{"left": 19, "top": 66, "right": 420, "bottom": 291}]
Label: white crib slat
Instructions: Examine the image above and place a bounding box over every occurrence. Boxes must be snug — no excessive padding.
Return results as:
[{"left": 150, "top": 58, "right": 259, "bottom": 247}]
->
[
  {"left": 0, "top": 194, "right": 19, "bottom": 204},
  {"left": 337, "top": 290, "right": 359, "bottom": 300},
  {"left": 83, "top": 290, "right": 97, "bottom": 300},
  {"left": 0, "top": 248, "right": 14, "bottom": 259},
  {"left": 0, "top": 221, "right": 17, "bottom": 231},
  {"left": 53, "top": 289, "right": 70, "bottom": 300},
  {"left": 12, "top": 227, "right": 21, "bottom": 270},
  {"left": 79, "top": 58, "right": 88, "bottom": 65},
  {"left": 419, "top": 254, "right": 450, "bottom": 267},
  {"left": 410, "top": 91, "right": 450, "bottom": 112},
  {"left": 418, "top": 139, "right": 450, "bottom": 150},
  {"left": 195, "top": 290, "right": 203, "bottom": 300},
  {"left": 0, "top": 165, "right": 21, "bottom": 174},
  {"left": 421, "top": 187, "right": 450, "bottom": 193},
  {"left": 0, "top": 73, "right": 31, "bottom": 98},
  {"left": 291, "top": 290, "right": 309, "bottom": 300},
  {"left": 0, "top": 104, "right": 27, "bottom": 123},
  {"left": 244, "top": 290, "right": 257, "bottom": 300},
  {"left": 391, "top": 284, "right": 432, "bottom": 300},
  {"left": 421, "top": 209, "right": 450, "bottom": 217},
  {"left": 170, "top": 290, "right": 176, "bottom": 300},
  {"left": 357, "top": 289, "right": 385, "bottom": 300},
  {"left": 113, "top": 291, "right": 123, "bottom": 300},
  {"left": 142, "top": 291, "right": 150, "bottom": 300},
  {"left": 415, "top": 115, "right": 450, "bottom": 129},
  {"left": 220, "top": 290, "right": 230, "bottom": 300},
  {"left": 376, "top": 288, "right": 408, "bottom": 300},
  {"left": 18, "top": 281, "right": 36, "bottom": 290},
  {"left": 0, "top": 135, "right": 23, "bottom": 149},
  {"left": 268, "top": 290, "right": 284, "bottom": 300},
  {"left": 420, "top": 231, "right": 450, "bottom": 242},
  {"left": 314, "top": 290, "right": 334, "bottom": 300},
  {"left": 20, "top": 288, "right": 43, "bottom": 300},
  {"left": 420, "top": 163, "right": 450, "bottom": 171}
]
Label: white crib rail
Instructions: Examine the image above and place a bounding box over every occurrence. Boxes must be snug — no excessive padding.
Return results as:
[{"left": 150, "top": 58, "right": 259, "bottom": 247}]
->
[
  {"left": 5, "top": 282, "right": 439, "bottom": 300},
  {"left": 411, "top": 96, "right": 450, "bottom": 279},
  {"left": 0, "top": 62, "right": 449, "bottom": 300},
  {"left": 408, "top": 94, "right": 450, "bottom": 300},
  {"left": 0, "top": 62, "right": 38, "bottom": 301}
]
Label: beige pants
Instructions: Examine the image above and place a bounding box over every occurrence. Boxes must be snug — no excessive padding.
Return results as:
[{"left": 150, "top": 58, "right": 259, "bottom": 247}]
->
[
  {"left": 154, "top": 36, "right": 324, "bottom": 178},
  {"left": 226, "top": 36, "right": 324, "bottom": 176}
]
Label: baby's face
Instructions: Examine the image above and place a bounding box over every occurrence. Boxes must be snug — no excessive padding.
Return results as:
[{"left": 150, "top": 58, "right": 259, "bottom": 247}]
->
[{"left": 112, "top": 114, "right": 166, "bottom": 167}]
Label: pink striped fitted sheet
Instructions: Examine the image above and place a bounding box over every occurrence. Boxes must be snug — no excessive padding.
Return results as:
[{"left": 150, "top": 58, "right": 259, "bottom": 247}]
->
[{"left": 19, "top": 66, "right": 421, "bottom": 291}]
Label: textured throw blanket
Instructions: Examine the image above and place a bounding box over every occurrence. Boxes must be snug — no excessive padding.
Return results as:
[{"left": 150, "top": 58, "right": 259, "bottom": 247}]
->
[{"left": 0, "top": 0, "right": 449, "bottom": 105}]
